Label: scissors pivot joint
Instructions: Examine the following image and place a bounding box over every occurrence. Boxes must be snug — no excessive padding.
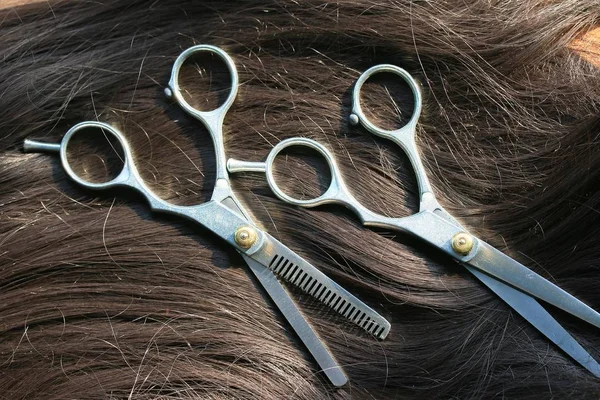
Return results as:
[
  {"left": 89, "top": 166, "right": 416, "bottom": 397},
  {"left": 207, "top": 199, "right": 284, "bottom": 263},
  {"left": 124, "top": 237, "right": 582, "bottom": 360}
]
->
[
  {"left": 451, "top": 232, "right": 475, "bottom": 256},
  {"left": 235, "top": 226, "right": 258, "bottom": 249}
]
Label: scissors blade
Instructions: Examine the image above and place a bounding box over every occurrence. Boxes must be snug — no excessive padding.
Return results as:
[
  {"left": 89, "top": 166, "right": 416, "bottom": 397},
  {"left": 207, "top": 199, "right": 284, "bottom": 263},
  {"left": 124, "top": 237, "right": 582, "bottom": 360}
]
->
[
  {"left": 466, "top": 266, "right": 600, "bottom": 377},
  {"left": 249, "top": 233, "right": 391, "bottom": 339},
  {"left": 242, "top": 254, "right": 348, "bottom": 386},
  {"left": 207, "top": 196, "right": 349, "bottom": 385},
  {"left": 212, "top": 194, "right": 389, "bottom": 338},
  {"left": 467, "top": 241, "right": 600, "bottom": 329}
]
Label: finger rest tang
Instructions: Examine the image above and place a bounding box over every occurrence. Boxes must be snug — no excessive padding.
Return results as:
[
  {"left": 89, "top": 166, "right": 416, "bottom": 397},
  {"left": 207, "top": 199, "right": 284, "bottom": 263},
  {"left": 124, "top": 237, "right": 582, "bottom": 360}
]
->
[
  {"left": 227, "top": 159, "right": 267, "bottom": 173},
  {"left": 23, "top": 139, "right": 61, "bottom": 153}
]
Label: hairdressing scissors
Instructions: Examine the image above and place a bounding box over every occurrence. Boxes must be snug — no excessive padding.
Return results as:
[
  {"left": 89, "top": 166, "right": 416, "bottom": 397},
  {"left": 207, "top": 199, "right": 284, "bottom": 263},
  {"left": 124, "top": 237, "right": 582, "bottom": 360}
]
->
[
  {"left": 227, "top": 64, "right": 600, "bottom": 377},
  {"left": 23, "top": 45, "right": 394, "bottom": 387}
]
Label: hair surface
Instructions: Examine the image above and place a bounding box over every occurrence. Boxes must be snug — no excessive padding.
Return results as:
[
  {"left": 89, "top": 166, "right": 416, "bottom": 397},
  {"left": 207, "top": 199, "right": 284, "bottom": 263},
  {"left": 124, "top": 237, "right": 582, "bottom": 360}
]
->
[{"left": 1, "top": 1, "right": 600, "bottom": 398}]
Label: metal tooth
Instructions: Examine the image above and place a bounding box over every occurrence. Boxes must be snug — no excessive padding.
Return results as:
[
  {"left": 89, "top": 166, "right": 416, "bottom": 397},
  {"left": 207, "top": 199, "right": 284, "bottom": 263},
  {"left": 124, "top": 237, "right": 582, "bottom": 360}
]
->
[
  {"left": 366, "top": 321, "right": 375, "bottom": 332},
  {"left": 279, "top": 263, "right": 293, "bottom": 279},
  {"left": 269, "top": 255, "right": 279, "bottom": 268},
  {"left": 335, "top": 300, "right": 346, "bottom": 312},
  {"left": 374, "top": 326, "right": 385, "bottom": 338},
  {"left": 355, "top": 313, "right": 367, "bottom": 327},
  {"left": 288, "top": 268, "right": 303, "bottom": 284},
  {"left": 273, "top": 257, "right": 287, "bottom": 272},
  {"left": 344, "top": 306, "right": 356, "bottom": 318},
  {"left": 370, "top": 324, "right": 379, "bottom": 335},
  {"left": 301, "top": 276, "right": 314, "bottom": 291},
  {"left": 305, "top": 279, "right": 318, "bottom": 293},
  {"left": 356, "top": 312, "right": 366, "bottom": 325},
  {"left": 335, "top": 299, "right": 347, "bottom": 313},
  {"left": 350, "top": 309, "right": 361, "bottom": 321},
  {"left": 315, "top": 286, "right": 327, "bottom": 299},
  {"left": 327, "top": 294, "right": 339, "bottom": 306},
  {"left": 273, "top": 260, "right": 287, "bottom": 274},
  {"left": 361, "top": 317, "right": 371, "bottom": 328},
  {"left": 320, "top": 289, "right": 332, "bottom": 302},
  {"left": 312, "top": 283, "right": 325, "bottom": 297},
  {"left": 354, "top": 310, "right": 365, "bottom": 324},
  {"left": 277, "top": 262, "right": 291, "bottom": 277},
  {"left": 373, "top": 326, "right": 383, "bottom": 337},
  {"left": 296, "top": 273, "right": 308, "bottom": 287},
  {"left": 276, "top": 259, "right": 290, "bottom": 275},
  {"left": 341, "top": 303, "right": 352, "bottom": 316},
  {"left": 330, "top": 296, "right": 342, "bottom": 310},
  {"left": 283, "top": 264, "right": 298, "bottom": 280}
]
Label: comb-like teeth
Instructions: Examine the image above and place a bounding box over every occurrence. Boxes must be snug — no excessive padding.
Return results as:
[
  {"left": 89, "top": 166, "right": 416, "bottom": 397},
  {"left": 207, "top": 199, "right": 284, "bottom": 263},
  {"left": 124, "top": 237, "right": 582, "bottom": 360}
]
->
[
  {"left": 334, "top": 299, "right": 346, "bottom": 312},
  {"left": 344, "top": 306, "right": 356, "bottom": 318},
  {"left": 305, "top": 279, "right": 317, "bottom": 293},
  {"left": 289, "top": 269, "right": 303, "bottom": 284},
  {"left": 266, "top": 253, "right": 389, "bottom": 339},
  {"left": 311, "top": 282, "right": 324, "bottom": 297},
  {"left": 331, "top": 296, "right": 342, "bottom": 309},
  {"left": 296, "top": 273, "right": 308, "bottom": 287},
  {"left": 283, "top": 265, "right": 298, "bottom": 280},
  {"left": 366, "top": 321, "right": 375, "bottom": 332},
  {"left": 301, "top": 276, "right": 313, "bottom": 290}
]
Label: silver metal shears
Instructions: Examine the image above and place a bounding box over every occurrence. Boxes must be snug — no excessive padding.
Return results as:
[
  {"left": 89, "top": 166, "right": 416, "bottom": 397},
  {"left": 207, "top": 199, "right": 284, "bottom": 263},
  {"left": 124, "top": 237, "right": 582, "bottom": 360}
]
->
[
  {"left": 23, "top": 45, "right": 394, "bottom": 387},
  {"left": 227, "top": 64, "right": 600, "bottom": 377}
]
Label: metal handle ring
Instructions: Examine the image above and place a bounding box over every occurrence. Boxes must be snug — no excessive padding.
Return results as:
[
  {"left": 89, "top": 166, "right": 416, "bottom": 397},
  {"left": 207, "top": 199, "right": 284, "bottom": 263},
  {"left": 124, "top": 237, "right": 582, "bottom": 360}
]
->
[
  {"left": 60, "top": 121, "right": 132, "bottom": 190},
  {"left": 165, "top": 44, "right": 239, "bottom": 122},
  {"left": 264, "top": 137, "right": 343, "bottom": 208},
  {"left": 350, "top": 64, "right": 422, "bottom": 140}
]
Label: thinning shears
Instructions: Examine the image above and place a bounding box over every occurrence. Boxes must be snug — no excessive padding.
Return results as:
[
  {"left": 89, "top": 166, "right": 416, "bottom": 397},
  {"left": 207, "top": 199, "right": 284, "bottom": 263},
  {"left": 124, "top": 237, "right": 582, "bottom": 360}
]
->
[
  {"left": 227, "top": 64, "right": 600, "bottom": 377},
  {"left": 23, "top": 45, "right": 394, "bottom": 387}
]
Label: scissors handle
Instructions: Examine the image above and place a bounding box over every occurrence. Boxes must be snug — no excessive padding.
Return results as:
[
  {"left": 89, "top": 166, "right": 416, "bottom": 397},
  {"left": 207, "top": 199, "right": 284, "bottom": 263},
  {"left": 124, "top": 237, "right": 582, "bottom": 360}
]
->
[
  {"left": 164, "top": 44, "right": 238, "bottom": 182},
  {"left": 228, "top": 137, "right": 404, "bottom": 229},
  {"left": 24, "top": 121, "right": 269, "bottom": 255},
  {"left": 350, "top": 65, "right": 435, "bottom": 209},
  {"left": 24, "top": 122, "right": 195, "bottom": 217}
]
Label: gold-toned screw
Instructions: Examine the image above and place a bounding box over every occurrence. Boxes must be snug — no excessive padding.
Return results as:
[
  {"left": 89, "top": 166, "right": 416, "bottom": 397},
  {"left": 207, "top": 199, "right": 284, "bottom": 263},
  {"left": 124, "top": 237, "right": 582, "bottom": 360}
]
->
[
  {"left": 234, "top": 226, "right": 258, "bottom": 249},
  {"left": 451, "top": 232, "right": 474, "bottom": 256}
]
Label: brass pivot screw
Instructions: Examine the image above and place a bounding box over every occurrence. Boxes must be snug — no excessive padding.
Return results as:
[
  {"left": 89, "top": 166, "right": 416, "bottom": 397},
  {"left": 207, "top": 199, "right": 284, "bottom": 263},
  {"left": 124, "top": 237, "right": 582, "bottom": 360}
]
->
[
  {"left": 234, "top": 226, "right": 258, "bottom": 249},
  {"left": 451, "top": 232, "right": 474, "bottom": 256}
]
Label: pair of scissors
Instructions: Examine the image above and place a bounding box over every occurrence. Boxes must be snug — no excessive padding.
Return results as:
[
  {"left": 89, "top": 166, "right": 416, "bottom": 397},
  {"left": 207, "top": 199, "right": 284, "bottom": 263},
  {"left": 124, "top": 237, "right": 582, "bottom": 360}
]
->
[
  {"left": 227, "top": 64, "right": 600, "bottom": 377},
  {"left": 23, "top": 45, "right": 394, "bottom": 387}
]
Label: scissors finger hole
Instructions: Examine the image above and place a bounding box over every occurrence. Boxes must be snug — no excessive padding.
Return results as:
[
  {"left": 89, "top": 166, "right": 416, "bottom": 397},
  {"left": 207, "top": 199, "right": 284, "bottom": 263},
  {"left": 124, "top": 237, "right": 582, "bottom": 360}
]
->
[
  {"left": 64, "top": 125, "right": 126, "bottom": 185},
  {"left": 270, "top": 145, "right": 332, "bottom": 202},
  {"left": 356, "top": 71, "right": 416, "bottom": 131},
  {"left": 175, "top": 50, "right": 233, "bottom": 113}
]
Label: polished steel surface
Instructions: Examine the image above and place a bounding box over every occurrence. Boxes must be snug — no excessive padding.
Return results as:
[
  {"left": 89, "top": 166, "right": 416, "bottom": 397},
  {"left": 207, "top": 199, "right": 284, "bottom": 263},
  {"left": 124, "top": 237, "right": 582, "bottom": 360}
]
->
[
  {"left": 23, "top": 45, "right": 393, "bottom": 386},
  {"left": 227, "top": 63, "right": 600, "bottom": 377}
]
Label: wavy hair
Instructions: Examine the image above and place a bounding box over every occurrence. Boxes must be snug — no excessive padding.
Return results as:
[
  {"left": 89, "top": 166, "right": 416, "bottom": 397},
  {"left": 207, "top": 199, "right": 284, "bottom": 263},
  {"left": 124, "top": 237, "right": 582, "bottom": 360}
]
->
[{"left": 1, "top": 1, "right": 600, "bottom": 398}]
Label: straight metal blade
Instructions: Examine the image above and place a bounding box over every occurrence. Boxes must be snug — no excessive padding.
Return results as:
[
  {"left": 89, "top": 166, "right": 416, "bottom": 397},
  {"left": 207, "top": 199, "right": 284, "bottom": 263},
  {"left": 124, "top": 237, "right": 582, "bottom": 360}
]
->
[
  {"left": 468, "top": 241, "right": 600, "bottom": 330},
  {"left": 242, "top": 254, "right": 348, "bottom": 386},
  {"left": 250, "top": 233, "right": 391, "bottom": 339},
  {"left": 218, "top": 196, "right": 348, "bottom": 385},
  {"left": 466, "top": 265, "right": 600, "bottom": 377}
]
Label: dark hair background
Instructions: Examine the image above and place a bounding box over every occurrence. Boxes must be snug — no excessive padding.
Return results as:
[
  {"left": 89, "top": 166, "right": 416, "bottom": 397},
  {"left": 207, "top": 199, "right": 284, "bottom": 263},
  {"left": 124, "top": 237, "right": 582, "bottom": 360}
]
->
[{"left": 1, "top": 1, "right": 600, "bottom": 398}]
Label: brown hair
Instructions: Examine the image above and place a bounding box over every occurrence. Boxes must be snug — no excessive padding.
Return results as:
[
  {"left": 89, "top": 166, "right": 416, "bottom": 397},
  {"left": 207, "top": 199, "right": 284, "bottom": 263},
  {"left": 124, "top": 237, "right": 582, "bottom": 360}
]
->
[{"left": 1, "top": 1, "right": 600, "bottom": 398}]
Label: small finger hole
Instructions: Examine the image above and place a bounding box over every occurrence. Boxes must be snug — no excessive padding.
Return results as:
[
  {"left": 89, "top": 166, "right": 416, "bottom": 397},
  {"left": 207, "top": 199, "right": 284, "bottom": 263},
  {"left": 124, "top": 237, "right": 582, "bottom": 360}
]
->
[
  {"left": 359, "top": 72, "right": 416, "bottom": 131},
  {"left": 177, "top": 50, "right": 233, "bottom": 112},
  {"left": 271, "top": 145, "right": 332, "bottom": 201},
  {"left": 65, "top": 126, "right": 125, "bottom": 184}
]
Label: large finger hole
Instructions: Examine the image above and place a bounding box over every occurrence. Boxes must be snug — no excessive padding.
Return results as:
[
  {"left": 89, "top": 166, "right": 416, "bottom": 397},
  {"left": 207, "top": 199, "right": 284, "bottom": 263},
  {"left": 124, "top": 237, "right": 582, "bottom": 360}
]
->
[
  {"left": 65, "top": 126, "right": 125, "bottom": 184},
  {"left": 359, "top": 72, "right": 416, "bottom": 131},
  {"left": 176, "top": 50, "right": 232, "bottom": 112},
  {"left": 271, "top": 146, "right": 332, "bottom": 202}
]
